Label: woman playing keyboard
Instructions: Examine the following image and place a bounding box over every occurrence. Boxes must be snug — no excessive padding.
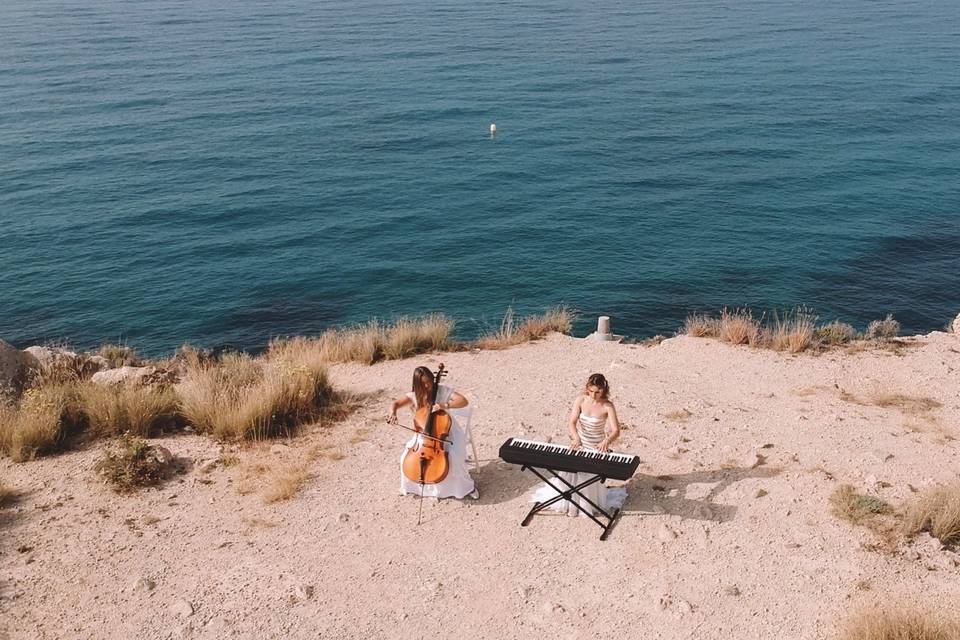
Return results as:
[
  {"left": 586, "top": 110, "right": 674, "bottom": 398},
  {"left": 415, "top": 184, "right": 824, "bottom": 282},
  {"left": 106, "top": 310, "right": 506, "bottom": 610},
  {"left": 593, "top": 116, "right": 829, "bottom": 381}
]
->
[{"left": 533, "top": 373, "right": 627, "bottom": 516}]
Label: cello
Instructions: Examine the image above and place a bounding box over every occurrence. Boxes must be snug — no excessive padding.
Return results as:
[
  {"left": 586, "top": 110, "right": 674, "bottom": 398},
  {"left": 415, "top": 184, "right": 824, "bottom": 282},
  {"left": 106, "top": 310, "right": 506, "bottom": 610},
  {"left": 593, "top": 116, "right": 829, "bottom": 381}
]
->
[{"left": 401, "top": 364, "right": 452, "bottom": 487}]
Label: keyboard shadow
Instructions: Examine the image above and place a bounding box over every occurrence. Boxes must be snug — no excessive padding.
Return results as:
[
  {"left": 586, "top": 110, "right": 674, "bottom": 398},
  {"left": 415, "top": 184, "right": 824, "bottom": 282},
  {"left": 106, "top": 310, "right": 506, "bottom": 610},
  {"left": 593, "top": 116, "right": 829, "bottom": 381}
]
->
[
  {"left": 471, "top": 457, "right": 542, "bottom": 506},
  {"left": 619, "top": 465, "right": 782, "bottom": 524}
]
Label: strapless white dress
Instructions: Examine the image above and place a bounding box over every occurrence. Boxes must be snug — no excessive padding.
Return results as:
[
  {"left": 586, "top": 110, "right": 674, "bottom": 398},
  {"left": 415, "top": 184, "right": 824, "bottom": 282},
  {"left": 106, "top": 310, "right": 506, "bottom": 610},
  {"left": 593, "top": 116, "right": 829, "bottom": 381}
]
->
[
  {"left": 531, "top": 413, "right": 627, "bottom": 516},
  {"left": 399, "top": 384, "right": 475, "bottom": 499}
]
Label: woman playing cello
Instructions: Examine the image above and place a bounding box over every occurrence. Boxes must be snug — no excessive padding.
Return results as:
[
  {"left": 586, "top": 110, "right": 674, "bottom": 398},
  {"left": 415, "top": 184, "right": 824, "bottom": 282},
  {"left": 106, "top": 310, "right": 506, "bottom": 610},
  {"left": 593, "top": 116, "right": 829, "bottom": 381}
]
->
[{"left": 387, "top": 366, "right": 479, "bottom": 500}]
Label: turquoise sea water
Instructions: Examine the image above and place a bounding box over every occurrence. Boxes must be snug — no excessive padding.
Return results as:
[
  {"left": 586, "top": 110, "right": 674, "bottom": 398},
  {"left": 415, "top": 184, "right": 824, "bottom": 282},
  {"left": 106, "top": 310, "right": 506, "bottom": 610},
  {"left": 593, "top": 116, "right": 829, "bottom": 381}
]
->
[{"left": 1, "top": 0, "right": 958, "bottom": 355}]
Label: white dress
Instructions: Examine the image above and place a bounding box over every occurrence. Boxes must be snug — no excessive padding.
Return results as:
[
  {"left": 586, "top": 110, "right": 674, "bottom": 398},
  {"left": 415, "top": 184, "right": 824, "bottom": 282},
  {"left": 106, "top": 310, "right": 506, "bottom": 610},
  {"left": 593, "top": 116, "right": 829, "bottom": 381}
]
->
[
  {"left": 399, "top": 384, "right": 476, "bottom": 499},
  {"left": 531, "top": 413, "right": 627, "bottom": 516}
]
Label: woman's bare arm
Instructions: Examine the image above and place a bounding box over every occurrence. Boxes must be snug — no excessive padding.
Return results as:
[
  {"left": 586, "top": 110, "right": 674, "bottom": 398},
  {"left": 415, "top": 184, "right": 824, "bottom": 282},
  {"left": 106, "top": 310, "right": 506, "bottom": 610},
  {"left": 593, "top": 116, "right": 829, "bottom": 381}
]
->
[
  {"left": 387, "top": 395, "right": 412, "bottom": 424},
  {"left": 434, "top": 390, "right": 468, "bottom": 412},
  {"left": 599, "top": 401, "right": 621, "bottom": 452},
  {"left": 568, "top": 395, "right": 583, "bottom": 449}
]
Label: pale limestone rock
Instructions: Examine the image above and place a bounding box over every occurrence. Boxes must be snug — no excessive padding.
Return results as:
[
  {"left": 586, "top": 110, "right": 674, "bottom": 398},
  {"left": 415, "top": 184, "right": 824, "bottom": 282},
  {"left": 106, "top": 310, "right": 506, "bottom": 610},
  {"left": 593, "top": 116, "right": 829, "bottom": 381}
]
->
[
  {"left": 24, "top": 345, "right": 61, "bottom": 365},
  {"left": 93, "top": 365, "right": 177, "bottom": 387},
  {"left": 0, "top": 339, "right": 39, "bottom": 401},
  {"left": 147, "top": 446, "right": 174, "bottom": 467},
  {"left": 294, "top": 585, "right": 315, "bottom": 601},
  {"left": 91, "top": 366, "right": 155, "bottom": 386},
  {"left": 88, "top": 355, "right": 111, "bottom": 371},
  {"left": 197, "top": 459, "right": 218, "bottom": 474},
  {"left": 132, "top": 577, "right": 156, "bottom": 592},
  {"left": 25, "top": 346, "right": 105, "bottom": 379},
  {"left": 169, "top": 599, "right": 194, "bottom": 618}
]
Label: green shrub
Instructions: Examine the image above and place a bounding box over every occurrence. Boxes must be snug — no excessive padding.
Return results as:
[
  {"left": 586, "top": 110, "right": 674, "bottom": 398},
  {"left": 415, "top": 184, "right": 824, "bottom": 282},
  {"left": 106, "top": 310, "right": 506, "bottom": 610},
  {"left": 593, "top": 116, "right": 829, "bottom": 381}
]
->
[{"left": 95, "top": 434, "right": 172, "bottom": 492}]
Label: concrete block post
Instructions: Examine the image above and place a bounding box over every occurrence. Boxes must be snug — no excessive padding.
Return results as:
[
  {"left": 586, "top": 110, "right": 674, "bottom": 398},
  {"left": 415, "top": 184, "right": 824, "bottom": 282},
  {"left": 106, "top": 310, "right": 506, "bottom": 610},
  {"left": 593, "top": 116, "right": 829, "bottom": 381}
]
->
[
  {"left": 597, "top": 316, "right": 611, "bottom": 336},
  {"left": 588, "top": 315, "right": 617, "bottom": 341}
]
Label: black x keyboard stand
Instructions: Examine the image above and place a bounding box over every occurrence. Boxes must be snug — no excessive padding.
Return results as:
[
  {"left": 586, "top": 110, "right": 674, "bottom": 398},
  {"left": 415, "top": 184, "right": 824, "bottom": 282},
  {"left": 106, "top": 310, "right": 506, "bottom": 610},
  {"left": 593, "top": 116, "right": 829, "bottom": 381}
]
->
[{"left": 520, "top": 465, "right": 623, "bottom": 541}]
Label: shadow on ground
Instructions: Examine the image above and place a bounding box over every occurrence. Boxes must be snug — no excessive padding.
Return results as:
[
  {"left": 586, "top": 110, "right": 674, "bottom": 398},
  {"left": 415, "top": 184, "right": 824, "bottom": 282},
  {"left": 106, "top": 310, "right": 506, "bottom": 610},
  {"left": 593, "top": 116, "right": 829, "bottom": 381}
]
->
[{"left": 621, "top": 465, "right": 782, "bottom": 523}]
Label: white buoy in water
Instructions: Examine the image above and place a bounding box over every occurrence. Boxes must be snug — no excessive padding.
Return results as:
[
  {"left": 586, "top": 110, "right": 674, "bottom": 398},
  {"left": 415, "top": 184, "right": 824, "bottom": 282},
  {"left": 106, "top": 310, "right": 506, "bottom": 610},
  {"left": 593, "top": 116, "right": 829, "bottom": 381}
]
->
[{"left": 490, "top": 123, "right": 497, "bottom": 136}]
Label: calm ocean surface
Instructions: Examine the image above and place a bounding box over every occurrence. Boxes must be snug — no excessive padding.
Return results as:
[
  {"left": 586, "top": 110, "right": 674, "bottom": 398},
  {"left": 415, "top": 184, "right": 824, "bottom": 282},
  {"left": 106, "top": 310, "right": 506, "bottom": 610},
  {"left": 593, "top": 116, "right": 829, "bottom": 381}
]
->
[{"left": 1, "top": 0, "right": 959, "bottom": 355}]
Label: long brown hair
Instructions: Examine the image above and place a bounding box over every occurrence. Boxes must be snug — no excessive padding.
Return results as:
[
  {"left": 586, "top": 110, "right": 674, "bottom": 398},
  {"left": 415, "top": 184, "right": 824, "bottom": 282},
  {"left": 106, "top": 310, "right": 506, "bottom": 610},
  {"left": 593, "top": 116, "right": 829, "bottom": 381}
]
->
[
  {"left": 412, "top": 366, "right": 435, "bottom": 409},
  {"left": 586, "top": 373, "right": 610, "bottom": 400}
]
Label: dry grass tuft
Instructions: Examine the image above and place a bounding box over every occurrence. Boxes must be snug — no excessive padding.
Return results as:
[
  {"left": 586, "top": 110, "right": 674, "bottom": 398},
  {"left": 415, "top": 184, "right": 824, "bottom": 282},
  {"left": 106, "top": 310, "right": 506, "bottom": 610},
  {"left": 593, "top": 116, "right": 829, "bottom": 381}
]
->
[
  {"left": 217, "top": 452, "right": 240, "bottom": 467},
  {"left": 837, "top": 390, "right": 941, "bottom": 424},
  {"left": 766, "top": 308, "right": 816, "bottom": 353},
  {"left": 94, "top": 434, "right": 172, "bottom": 493},
  {"left": 902, "top": 484, "right": 960, "bottom": 549},
  {"left": 717, "top": 308, "right": 762, "bottom": 346},
  {"left": 662, "top": 408, "right": 694, "bottom": 422},
  {"left": 380, "top": 315, "right": 456, "bottom": 360},
  {"left": 263, "top": 464, "right": 309, "bottom": 503},
  {"left": 269, "top": 315, "right": 454, "bottom": 365},
  {"left": 236, "top": 457, "right": 309, "bottom": 503},
  {"left": 97, "top": 344, "right": 141, "bottom": 368},
  {"left": 309, "top": 442, "right": 346, "bottom": 461},
  {"left": 865, "top": 314, "right": 900, "bottom": 341},
  {"left": 0, "top": 385, "right": 84, "bottom": 462},
  {"left": 682, "top": 313, "right": 718, "bottom": 337},
  {"left": 474, "top": 306, "right": 574, "bottom": 350},
  {"left": 79, "top": 383, "right": 179, "bottom": 438},
  {"left": 242, "top": 517, "right": 279, "bottom": 529},
  {"left": 236, "top": 459, "right": 271, "bottom": 495},
  {"left": 681, "top": 308, "right": 913, "bottom": 354},
  {"left": 830, "top": 484, "right": 892, "bottom": 525},
  {"left": 178, "top": 352, "right": 334, "bottom": 441},
  {"left": 838, "top": 603, "right": 960, "bottom": 640},
  {"left": 870, "top": 393, "right": 942, "bottom": 417}
]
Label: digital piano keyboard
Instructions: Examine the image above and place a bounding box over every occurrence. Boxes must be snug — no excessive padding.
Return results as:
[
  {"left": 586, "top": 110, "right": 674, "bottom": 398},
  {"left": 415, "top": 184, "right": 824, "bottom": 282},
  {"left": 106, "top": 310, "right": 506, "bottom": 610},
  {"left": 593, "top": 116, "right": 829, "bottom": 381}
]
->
[{"left": 498, "top": 437, "right": 640, "bottom": 481}]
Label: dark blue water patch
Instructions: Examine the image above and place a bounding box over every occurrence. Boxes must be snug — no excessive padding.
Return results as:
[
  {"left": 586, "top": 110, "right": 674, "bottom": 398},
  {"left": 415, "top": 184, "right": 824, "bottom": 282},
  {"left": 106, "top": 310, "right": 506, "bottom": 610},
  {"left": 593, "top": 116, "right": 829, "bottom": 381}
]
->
[{"left": 805, "top": 224, "right": 960, "bottom": 332}]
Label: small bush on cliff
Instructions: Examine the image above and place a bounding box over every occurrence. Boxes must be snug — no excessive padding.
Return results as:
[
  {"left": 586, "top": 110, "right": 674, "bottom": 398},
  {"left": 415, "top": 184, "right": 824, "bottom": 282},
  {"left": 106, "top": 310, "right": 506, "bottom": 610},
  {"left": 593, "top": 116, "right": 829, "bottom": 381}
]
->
[
  {"left": 815, "top": 321, "right": 858, "bottom": 345},
  {"left": 94, "top": 434, "right": 171, "bottom": 492},
  {"left": 178, "top": 353, "right": 334, "bottom": 441},
  {"left": 903, "top": 483, "right": 960, "bottom": 549},
  {"left": 865, "top": 314, "right": 900, "bottom": 341},
  {"left": 0, "top": 385, "right": 84, "bottom": 462},
  {"left": 474, "top": 306, "right": 574, "bottom": 350}
]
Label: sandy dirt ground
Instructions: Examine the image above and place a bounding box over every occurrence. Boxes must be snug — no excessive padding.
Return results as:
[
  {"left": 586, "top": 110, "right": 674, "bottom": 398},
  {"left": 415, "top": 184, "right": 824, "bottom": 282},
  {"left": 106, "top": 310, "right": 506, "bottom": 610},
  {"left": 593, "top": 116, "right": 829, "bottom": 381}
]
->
[{"left": 2, "top": 332, "right": 959, "bottom": 639}]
